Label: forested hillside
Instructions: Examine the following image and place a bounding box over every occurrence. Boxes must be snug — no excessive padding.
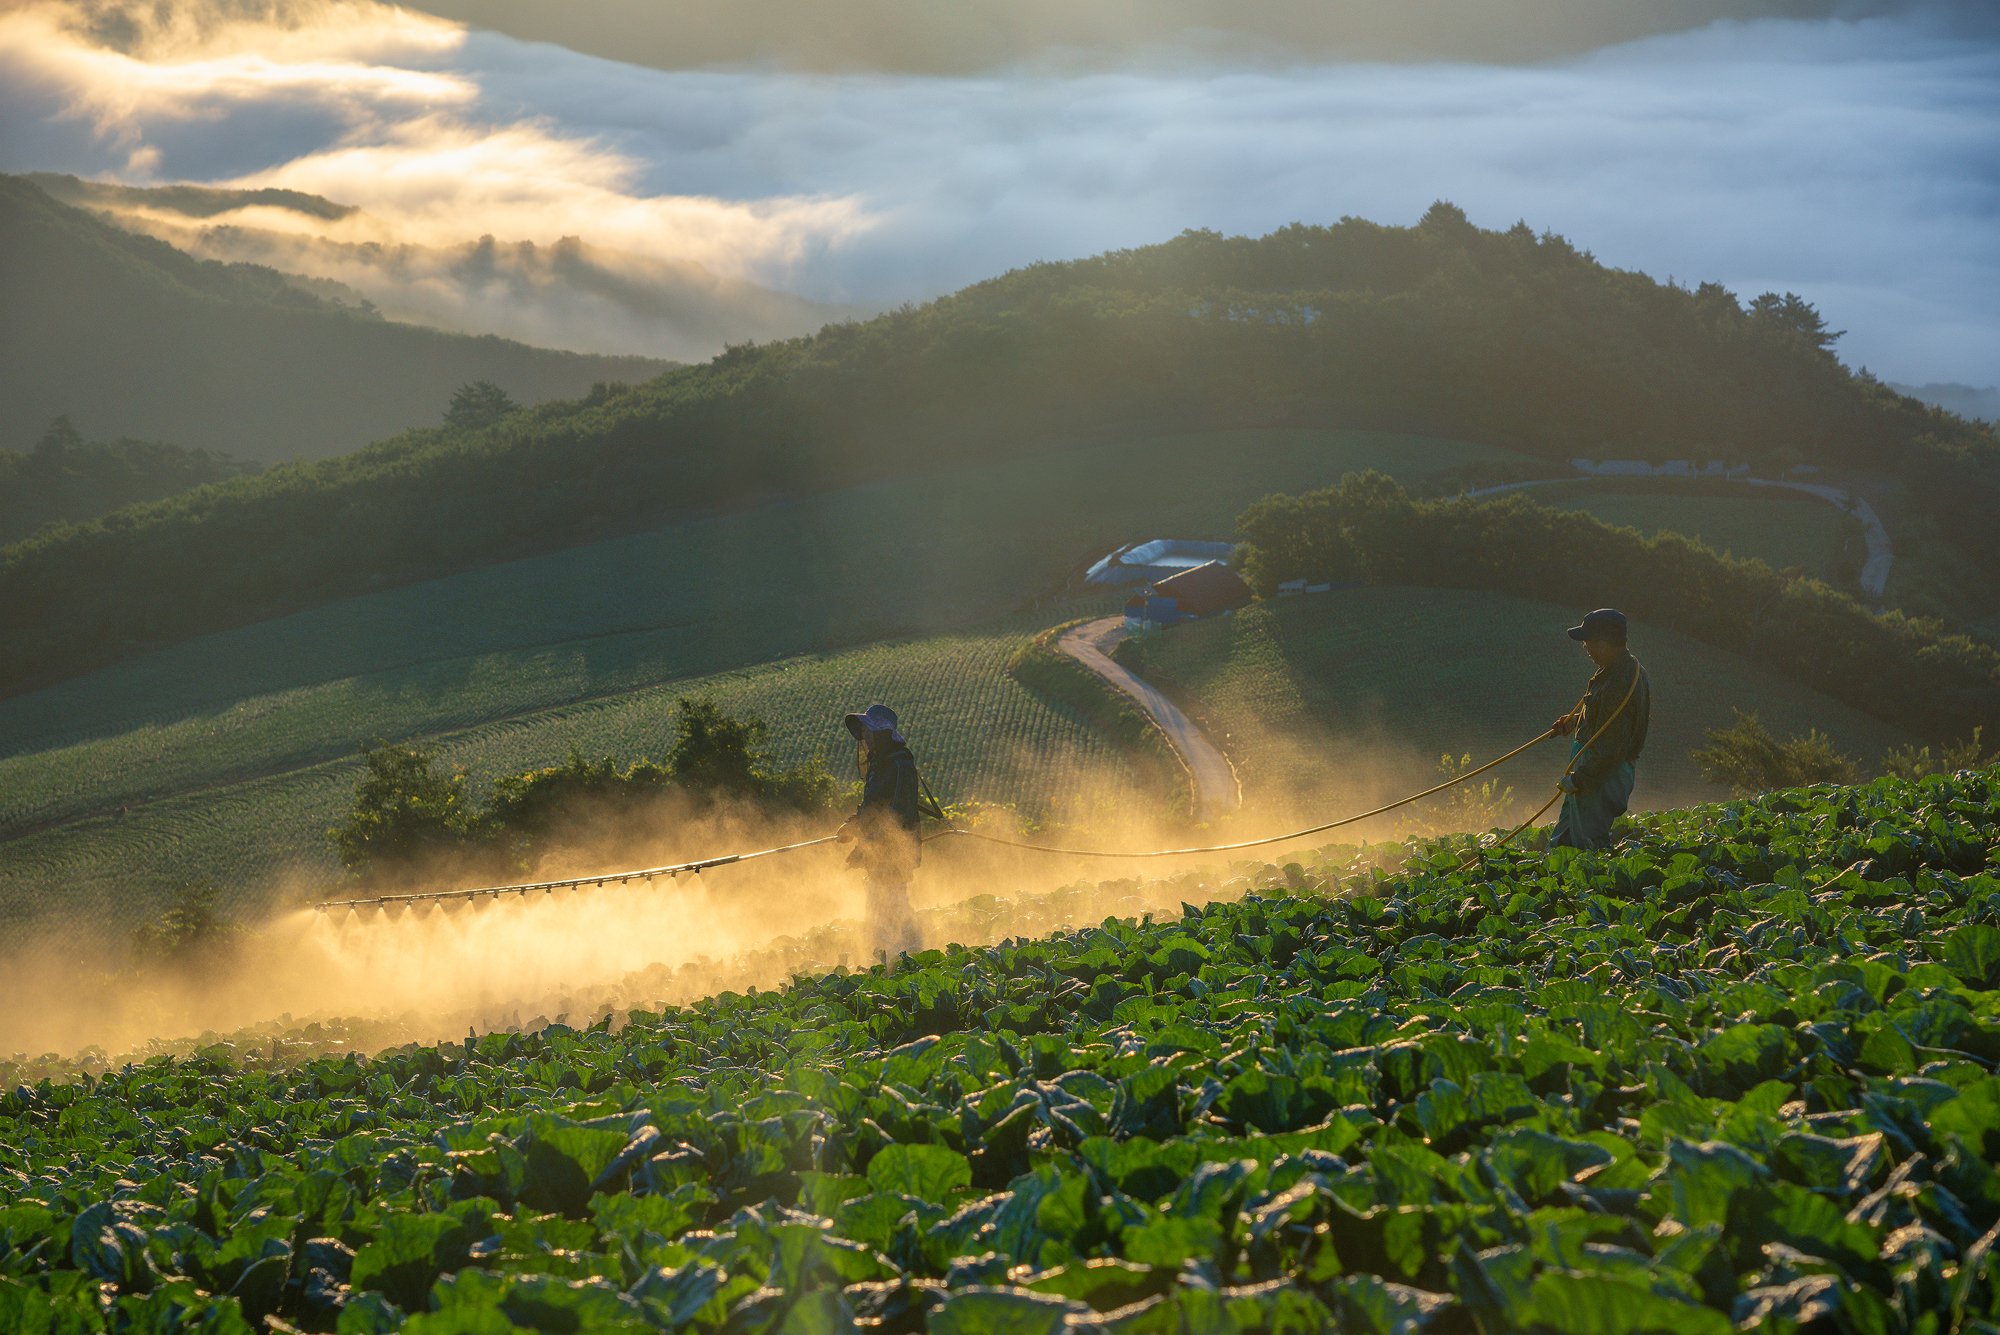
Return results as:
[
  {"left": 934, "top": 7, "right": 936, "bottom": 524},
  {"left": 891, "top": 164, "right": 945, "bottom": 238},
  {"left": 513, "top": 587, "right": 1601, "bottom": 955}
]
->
[
  {"left": 0, "top": 176, "right": 667, "bottom": 461},
  {"left": 5, "top": 203, "right": 1996, "bottom": 698}
]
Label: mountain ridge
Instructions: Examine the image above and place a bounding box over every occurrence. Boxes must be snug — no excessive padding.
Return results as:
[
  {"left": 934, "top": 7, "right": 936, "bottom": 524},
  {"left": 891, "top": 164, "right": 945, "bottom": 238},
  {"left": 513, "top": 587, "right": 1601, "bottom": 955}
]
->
[
  {"left": 26, "top": 172, "right": 863, "bottom": 364},
  {"left": 0, "top": 174, "right": 671, "bottom": 461}
]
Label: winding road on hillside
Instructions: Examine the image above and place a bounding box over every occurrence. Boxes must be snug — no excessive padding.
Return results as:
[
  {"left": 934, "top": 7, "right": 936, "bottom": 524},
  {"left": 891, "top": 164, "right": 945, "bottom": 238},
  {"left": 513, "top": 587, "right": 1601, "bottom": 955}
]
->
[
  {"left": 1465, "top": 473, "right": 1894, "bottom": 600},
  {"left": 1057, "top": 617, "right": 1241, "bottom": 818}
]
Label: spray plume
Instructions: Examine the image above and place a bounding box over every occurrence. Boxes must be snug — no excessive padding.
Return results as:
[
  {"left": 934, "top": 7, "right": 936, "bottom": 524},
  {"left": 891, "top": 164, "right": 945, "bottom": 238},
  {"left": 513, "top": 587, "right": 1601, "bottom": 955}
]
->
[{"left": 0, "top": 750, "right": 1500, "bottom": 1067}]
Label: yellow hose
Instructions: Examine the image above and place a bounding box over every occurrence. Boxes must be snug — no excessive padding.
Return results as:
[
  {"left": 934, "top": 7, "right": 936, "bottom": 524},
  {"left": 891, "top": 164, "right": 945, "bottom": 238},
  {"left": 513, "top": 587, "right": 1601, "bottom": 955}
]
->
[{"left": 1458, "top": 661, "right": 1643, "bottom": 870}]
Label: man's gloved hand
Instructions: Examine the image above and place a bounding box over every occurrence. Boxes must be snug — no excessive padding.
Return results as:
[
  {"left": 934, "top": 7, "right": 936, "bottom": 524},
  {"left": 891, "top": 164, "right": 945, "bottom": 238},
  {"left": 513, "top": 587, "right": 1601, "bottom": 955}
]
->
[
  {"left": 1551, "top": 714, "right": 1576, "bottom": 736},
  {"left": 1557, "top": 774, "right": 1579, "bottom": 796},
  {"left": 835, "top": 823, "right": 856, "bottom": 843}
]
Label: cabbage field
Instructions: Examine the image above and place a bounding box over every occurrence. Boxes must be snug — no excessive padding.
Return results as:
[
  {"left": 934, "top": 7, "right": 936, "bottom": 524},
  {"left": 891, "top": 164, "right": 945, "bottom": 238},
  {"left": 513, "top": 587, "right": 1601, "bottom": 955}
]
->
[{"left": 5, "top": 769, "right": 2000, "bottom": 1331}]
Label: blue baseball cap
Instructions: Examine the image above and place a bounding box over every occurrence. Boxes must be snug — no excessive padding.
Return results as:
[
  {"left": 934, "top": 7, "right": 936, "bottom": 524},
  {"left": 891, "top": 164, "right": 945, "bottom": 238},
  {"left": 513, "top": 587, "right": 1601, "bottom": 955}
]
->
[
  {"left": 1567, "top": 608, "right": 1628, "bottom": 642},
  {"left": 843, "top": 703, "right": 904, "bottom": 742}
]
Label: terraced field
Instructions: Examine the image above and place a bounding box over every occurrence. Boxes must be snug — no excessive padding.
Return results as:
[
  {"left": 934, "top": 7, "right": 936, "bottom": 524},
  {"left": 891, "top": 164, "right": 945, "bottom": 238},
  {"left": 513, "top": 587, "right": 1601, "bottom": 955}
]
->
[
  {"left": 1124, "top": 586, "right": 1915, "bottom": 813},
  {"left": 0, "top": 625, "right": 1166, "bottom": 947},
  {"left": 0, "top": 428, "right": 1517, "bottom": 939},
  {"left": 0, "top": 427, "right": 1506, "bottom": 770}
]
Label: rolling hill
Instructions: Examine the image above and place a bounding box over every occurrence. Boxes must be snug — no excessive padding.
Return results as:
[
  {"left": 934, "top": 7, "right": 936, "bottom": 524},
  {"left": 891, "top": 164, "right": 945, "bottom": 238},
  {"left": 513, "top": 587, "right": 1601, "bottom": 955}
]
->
[
  {"left": 7, "top": 204, "right": 1996, "bottom": 699},
  {"left": 0, "top": 175, "right": 669, "bottom": 461},
  {"left": 0, "top": 428, "right": 1951, "bottom": 944},
  {"left": 7, "top": 207, "right": 1996, "bottom": 957}
]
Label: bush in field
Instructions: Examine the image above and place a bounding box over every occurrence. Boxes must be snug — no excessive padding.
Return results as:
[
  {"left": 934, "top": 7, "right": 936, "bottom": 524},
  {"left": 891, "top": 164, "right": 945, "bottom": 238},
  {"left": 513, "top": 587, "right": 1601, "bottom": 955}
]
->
[
  {"left": 1406, "top": 751, "right": 1515, "bottom": 837},
  {"left": 1881, "top": 725, "right": 1997, "bottom": 780},
  {"left": 660, "top": 695, "right": 833, "bottom": 810},
  {"left": 482, "top": 752, "right": 668, "bottom": 855},
  {"left": 327, "top": 743, "right": 481, "bottom": 875},
  {"left": 1690, "top": 709, "right": 1860, "bottom": 795},
  {"left": 335, "top": 697, "right": 835, "bottom": 877}
]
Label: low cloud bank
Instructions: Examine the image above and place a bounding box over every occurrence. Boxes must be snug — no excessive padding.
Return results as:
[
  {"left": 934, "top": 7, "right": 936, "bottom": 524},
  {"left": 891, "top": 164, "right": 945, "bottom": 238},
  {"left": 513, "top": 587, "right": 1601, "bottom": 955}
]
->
[{"left": 1, "top": 0, "right": 1995, "bottom": 379}]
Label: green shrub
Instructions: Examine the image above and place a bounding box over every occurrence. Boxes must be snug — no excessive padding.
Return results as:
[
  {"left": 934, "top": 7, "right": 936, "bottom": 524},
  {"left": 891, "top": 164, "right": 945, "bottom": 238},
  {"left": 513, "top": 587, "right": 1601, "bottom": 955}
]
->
[
  {"left": 332, "top": 698, "right": 835, "bottom": 878},
  {"left": 1690, "top": 710, "right": 1860, "bottom": 795},
  {"left": 327, "top": 743, "right": 481, "bottom": 876},
  {"left": 1880, "top": 725, "right": 1997, "bottom": 780},
  {"left": 129, "top": 883, "right": 248, "bottom": 976}
]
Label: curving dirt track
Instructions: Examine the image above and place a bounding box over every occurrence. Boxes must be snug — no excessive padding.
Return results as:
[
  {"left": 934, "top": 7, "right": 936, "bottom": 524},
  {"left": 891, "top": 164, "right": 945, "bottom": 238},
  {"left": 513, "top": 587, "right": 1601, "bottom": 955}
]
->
[{"left": 1056, "top": 616, "right": 1241, "bottom": 819}]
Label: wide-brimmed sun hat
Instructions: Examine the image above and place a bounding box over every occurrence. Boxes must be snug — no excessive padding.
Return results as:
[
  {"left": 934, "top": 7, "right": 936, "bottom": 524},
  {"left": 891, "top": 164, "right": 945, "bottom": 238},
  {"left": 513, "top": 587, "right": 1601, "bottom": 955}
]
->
[{"left": 843, "top": 703, "right": 904, "bottom": 742}]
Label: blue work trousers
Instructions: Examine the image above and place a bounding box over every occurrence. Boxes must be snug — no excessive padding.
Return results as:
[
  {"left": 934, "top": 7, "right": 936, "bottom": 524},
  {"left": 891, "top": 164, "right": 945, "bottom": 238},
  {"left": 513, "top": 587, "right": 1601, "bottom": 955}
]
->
[{"left": 1550, "top": 746, "right": 1636, "bottom": 851}]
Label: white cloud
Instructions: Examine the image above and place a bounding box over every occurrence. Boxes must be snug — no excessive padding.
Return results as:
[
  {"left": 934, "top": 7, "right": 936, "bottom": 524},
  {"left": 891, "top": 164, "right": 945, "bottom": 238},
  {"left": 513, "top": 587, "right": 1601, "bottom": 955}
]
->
[{"left": 1, "top": 0, "right": 1995, "bottom": 381}]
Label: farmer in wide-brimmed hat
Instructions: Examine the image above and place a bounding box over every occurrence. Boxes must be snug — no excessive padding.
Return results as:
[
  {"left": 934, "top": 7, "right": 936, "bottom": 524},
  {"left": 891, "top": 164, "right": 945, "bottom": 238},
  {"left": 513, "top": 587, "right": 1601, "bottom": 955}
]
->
[
  {"left": 837, "top": 704, "right": 926, "bottom": 962},
  {"left": 1549, "top": 608, "right": 1652, "bottom": 851}
]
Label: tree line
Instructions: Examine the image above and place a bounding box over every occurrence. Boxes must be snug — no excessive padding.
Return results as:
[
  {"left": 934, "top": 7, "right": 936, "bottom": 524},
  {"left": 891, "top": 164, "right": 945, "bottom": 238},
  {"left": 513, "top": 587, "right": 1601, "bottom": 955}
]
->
[
  {"left": 4, "top": 202, "right": 1995, "bottom": 698},
  {"left": 330, "top": 697, "right": 835, "bottom": 883},
  {"left": 1233, "top": 472, "right": 2000, "bottom": 742},
  {"left": 0, "top": 417, "right": 259, "bottom": 545}
]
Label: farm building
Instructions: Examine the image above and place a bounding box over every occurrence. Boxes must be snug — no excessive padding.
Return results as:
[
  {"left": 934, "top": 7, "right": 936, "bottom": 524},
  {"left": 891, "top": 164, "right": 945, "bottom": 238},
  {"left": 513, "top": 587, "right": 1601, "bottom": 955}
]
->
[
  {"left": 1086, "top": 538, "right": 1234, "bottom": 586},
  {"left": 1126, "top": 560, "right": 1252, "bottom": 630}
]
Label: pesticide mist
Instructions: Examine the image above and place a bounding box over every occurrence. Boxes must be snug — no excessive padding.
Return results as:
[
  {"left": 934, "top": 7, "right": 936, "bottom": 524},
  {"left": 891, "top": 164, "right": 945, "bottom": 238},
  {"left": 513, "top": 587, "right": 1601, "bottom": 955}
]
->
[{"left": 0, "top": 758, "right": 1469, "bottom": 1064}]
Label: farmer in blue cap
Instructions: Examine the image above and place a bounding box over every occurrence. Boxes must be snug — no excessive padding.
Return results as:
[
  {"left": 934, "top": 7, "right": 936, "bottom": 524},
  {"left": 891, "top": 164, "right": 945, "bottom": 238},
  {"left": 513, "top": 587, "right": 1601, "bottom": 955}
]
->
[
  {"left": 837, "top": 704, "right": 926, "bottom": 962},
  {"left": 1549, "top": 608, "right": 1651, "bottom": 851}
]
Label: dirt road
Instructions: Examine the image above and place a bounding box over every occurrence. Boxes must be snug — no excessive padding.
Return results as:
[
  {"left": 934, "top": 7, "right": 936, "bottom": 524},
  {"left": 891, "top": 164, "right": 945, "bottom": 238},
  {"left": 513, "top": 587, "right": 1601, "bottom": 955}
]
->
[
  {"left": 1465, "top": 472, "right": 1894, "bottom": 600},
  {"left": 1056, "top": 616, "right": 1241, "bottom": 818}
]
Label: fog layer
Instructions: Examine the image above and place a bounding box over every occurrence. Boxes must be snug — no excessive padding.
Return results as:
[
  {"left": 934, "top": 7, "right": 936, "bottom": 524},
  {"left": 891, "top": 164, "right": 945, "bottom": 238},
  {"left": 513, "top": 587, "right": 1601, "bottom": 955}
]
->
[{"left": 2, "top": 0, "right": 1995, "bottom": 380}]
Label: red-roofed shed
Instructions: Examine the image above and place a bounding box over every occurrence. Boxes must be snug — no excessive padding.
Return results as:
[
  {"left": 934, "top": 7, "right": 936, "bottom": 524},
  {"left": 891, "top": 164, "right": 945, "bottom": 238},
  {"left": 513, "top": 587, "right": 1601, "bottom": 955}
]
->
[{"left": 1149, "top": 561, "right": 1252, "bottom": 619}]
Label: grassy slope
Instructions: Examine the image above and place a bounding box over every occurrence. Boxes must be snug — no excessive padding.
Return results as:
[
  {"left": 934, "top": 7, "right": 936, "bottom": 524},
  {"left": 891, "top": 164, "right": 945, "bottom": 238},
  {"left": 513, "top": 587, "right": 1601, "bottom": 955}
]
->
[
  {"left": 1128, "top": 587, "right": 1915, "bottom": 811},
  {"left": 0, "top": 429, "right": 1922, "bottom": 942},
  {"left": 0, "top": 429, "right": 1913, "bottom": 943}
]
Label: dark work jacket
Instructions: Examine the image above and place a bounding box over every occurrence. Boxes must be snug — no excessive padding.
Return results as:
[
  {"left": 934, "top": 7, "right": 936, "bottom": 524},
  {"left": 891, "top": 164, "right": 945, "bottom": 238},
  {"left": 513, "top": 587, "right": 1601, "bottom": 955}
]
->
[
  {"left": 1572, "top": 651, "right": 1651, "bottom": 793},
  {"left": 850, "top": 743, "right": 923, "bottom": 876}
]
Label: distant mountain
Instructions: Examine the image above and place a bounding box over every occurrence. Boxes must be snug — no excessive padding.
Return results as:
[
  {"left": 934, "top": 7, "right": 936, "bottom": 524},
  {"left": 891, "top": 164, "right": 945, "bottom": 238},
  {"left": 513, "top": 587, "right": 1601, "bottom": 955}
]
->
[
  {"left": 28, "top": 173, "right": 862, "bottom": 365},
  {"left": 1893, "top": 381, "right": 2000, "bottom": 423},
  {"left": 0, "top": 175, "right": 671, "bottom": 461},
  {"left": 406, "top": 0, "right": 1908, "bottom": 73}
]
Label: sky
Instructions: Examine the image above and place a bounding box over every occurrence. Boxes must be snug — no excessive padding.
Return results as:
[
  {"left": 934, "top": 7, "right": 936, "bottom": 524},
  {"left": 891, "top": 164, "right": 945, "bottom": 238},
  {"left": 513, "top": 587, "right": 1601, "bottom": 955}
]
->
[{"left": 1, "top": 0, "right": 1996, "bottom": 382}]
